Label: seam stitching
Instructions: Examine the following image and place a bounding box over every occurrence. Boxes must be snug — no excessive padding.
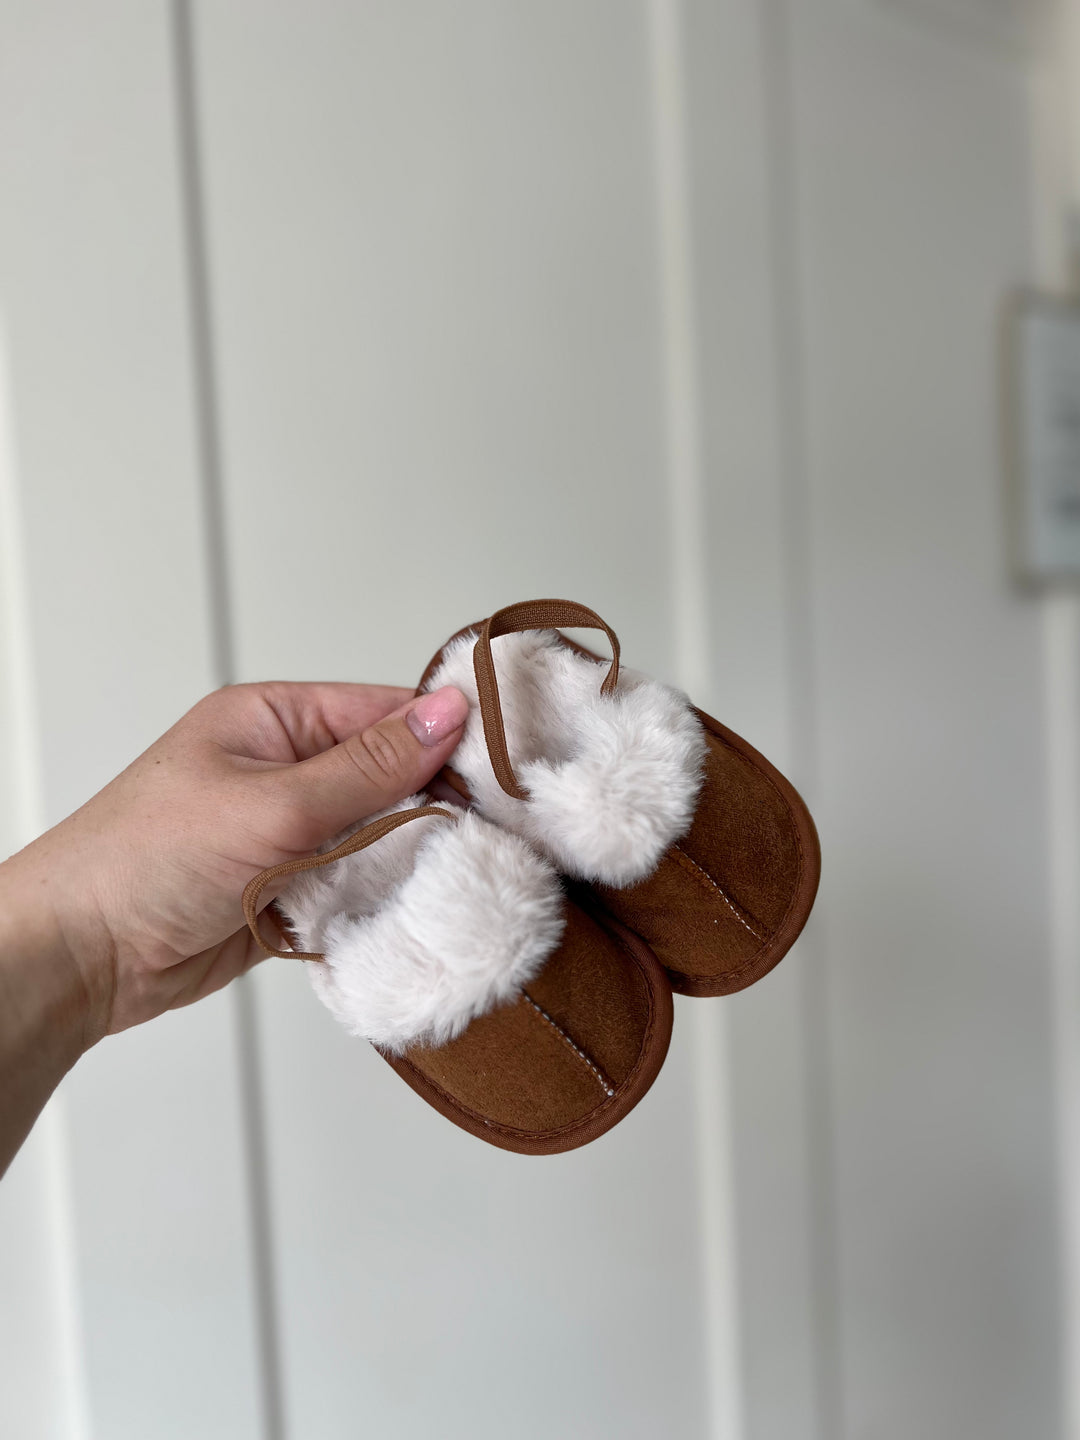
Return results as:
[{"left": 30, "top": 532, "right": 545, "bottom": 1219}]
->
[
  {"left": 392, "top": 922, "right": 660, "bottom": 1142},
  {"left": 672, "top": 844, "right": 767, "bottom": 941},
  {"left": 520, "top": 991, "right": 616, "bottom": 1097}
]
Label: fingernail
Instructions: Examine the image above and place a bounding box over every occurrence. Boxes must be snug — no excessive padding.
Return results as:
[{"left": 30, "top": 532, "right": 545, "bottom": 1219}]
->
[{"left": 406, "top": 686, "right": 469, "bottom": 747}]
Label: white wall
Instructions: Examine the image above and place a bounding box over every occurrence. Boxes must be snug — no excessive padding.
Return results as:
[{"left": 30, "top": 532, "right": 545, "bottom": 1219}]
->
[
  {"left": 0, "top": 4, "right": 266, "bottom": 1436},
  {"left": 781, "top": 6, "right": 1060, "bottom": 1436},
  {"left": 0, "top": 2, "right": 1072, "bottom": 1438}
]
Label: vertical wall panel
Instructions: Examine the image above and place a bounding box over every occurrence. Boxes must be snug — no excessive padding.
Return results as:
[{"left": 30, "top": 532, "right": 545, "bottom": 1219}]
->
[
  {"left": 0, "top": 1131, "right": 71, "bottom": 1439},
  {"left": 0, "top": 4, "right": 264, "bottom": 1437},
  {"left": 681, "top": 0, "right": 823, "bottom": 1435},
  {"left": 190, "top": 3, "right": 716, "bottom": 1436},
  {"left": 1029, "top": 11, "right": 1080, "bottom": 1436},
  {"left": 0, "top": 332, "right": 75, "bottom": 1440},
  {"left": 787, "top": 4, "right": 1060, "bottom": 1437},
  {"left": 192, "top": 0, "right": 676, "bottom": 686},
  {"left": 647, "top": 2, "right": 747, "bottom": 1434}
]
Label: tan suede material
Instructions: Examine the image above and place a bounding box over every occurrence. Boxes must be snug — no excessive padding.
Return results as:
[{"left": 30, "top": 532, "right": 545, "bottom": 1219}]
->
[
  {"left": 592, "top": 844, "right": 762, "bottom": 988},
  {"left": 384, "top": 904, "right": 672, "bottom": 1154},
  {"left": 520, "top": 898, "right": 651, "bottom": 1083},
  {"left": 592, "top": 717, "right": 813, "bottom": 992},
  {"left": 682, "top": 727, "right": 800, "bottom": 932},
  {"left": 401, "top": 993, "right": 609, "bottom": 1134}
]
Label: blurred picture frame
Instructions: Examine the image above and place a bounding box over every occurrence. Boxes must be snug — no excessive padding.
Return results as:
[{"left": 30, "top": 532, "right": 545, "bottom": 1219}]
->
[{"left": 1007, "top": 290, "right": 1080, "bottom": 585}]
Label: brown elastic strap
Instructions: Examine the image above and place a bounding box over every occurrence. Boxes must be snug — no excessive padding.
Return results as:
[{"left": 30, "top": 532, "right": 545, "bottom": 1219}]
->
[
  {"left": 241, "top": 806, "right": 457, "bottom": 961},
  {"left": 473, "top": 599, "right": 621, "bottom": 801}
]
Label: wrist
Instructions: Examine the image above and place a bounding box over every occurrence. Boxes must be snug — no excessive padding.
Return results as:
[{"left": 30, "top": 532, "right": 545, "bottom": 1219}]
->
[
  {"left": 0, "top": 843, "right": 111, "bottom": 1061},
  {"left": 0, "top": 844, "right": 110, "bottom": 1176}
]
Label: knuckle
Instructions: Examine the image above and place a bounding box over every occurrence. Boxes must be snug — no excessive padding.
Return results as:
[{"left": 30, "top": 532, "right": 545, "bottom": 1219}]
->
[
  {"left": 195, "top": 681, "right": 251, "bottom": 715},
  {"left": 342, "top": 725, "right": 407, "bottom": 786},
  {"left": 192, "top": 686, "right": 227, "bottom": 716}
]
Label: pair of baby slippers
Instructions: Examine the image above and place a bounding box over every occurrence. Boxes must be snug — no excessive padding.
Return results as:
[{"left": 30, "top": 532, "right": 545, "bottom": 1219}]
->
[{"left": 243, "top": 600, "right": 820, "bottom": 1154}]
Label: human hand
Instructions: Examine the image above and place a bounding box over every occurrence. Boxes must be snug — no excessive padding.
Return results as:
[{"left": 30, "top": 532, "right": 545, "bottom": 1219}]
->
[{"left": 0, "top": 681, "right": 469, "bottom": 1048}]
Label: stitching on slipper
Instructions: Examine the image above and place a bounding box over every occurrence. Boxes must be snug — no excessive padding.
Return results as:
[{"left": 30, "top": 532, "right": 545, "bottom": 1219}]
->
[
  {"left": 662, "top": 725, "right": 814, "bottom": 990},
  {"left": 520, "top": 991, "right": 616, "bottom": 1097},
  {"left": 392, "top": 923, "right": 659, "bottom": 1141},
  {"left": 671, "top": 845, "right": 766, "bottom": 942},
  {"left": 413, "top": 631, "right": 813, "bottom": 1115},
  {"left": 707, "top": 721, "right": 808, "bottom": 917},
  {"left": 705, "top": 724, "right": 810, "bottom": 954}
]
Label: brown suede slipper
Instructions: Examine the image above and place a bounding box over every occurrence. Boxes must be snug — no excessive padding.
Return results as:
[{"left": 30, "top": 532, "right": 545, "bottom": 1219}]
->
[
  {"left": 243, "top": 806, "right": 674, "bottom": 1155},
  {"left": 417, "top": 600, "right": 821, "bottom": 998},
  {"left": 381, "top": 900, "right": 672, "bottom": 1154}
]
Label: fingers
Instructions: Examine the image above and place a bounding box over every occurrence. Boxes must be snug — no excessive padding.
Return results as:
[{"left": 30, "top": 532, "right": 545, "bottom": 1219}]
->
[
  {"left": 195, "top": 681, "right": 418, "bottom": 762},
  {"left": 261, "top": 682, "right": 417, "bottom": 755},
  {"left": 153, "top": 926, "right": 275, "bottom": 1020},
  {"left": 261, "top": 686, "right": 470, "bottom": 845}
]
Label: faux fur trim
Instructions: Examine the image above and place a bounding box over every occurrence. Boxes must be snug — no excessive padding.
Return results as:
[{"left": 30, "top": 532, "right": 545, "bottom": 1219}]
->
[
  {"left": 275, "top": 797, "right": 565, "bottom": 1053},
  {"left": 424, "top": 629, "right": 707, "bottom": 887}
]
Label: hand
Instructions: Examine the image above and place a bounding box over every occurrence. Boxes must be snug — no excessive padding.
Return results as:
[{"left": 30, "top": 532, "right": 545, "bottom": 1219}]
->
[{"left": 0, "top": 680, "right": 468, "bottom": 1174}]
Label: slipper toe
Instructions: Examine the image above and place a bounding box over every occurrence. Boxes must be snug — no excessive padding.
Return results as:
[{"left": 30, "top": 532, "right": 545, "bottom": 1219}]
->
[
  {"left": 383, "top": 899, "right": 673, "bottom": 1155},
  {"left": 243, "top": 756, "right": 675, "bottom": 1153},
  {"left": 593, "top": 711, "right": 820, "bottom": 996}
]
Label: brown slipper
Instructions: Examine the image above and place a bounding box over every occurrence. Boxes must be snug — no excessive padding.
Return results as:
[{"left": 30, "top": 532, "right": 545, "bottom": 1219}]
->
[
  {"left": 418, "top": 599, "right": 820, "bottom": 998},
  {"left": 242, "top": 800, "right": 673, "bottom": 1155}
]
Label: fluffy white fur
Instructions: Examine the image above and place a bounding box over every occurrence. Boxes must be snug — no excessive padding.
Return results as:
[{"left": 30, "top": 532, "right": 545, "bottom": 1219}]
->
[
  {"left": 276, "top": 797, "right": 564, "bottom": 1053},
  {"left": 424, "top": 629, "right": 708, "bottom": 887}
]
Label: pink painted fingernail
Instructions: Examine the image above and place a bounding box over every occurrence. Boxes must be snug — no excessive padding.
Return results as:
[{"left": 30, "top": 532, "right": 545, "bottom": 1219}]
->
[{"left": 406, "top": 686, "right": 469, "bottom": 747}]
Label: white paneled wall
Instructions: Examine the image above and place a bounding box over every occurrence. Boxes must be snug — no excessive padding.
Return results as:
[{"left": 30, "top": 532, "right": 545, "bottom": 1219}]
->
[
  {"left": 788, "top": 7, "right": 1058, "bottom": 1436},
  {"left": 0, "top": 4, "right": 264, "bottom": 1437},
  {"left": 0, "top": 2, "right": 1072, "bottom": 1439},
  {"left": 190, "top": 5, "right": 711, "bottom": 1436}
]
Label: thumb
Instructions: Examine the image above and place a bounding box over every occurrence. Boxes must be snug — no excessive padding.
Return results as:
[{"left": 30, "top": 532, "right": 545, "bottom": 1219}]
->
[{"left": 270, "top": 686, "right": 471, "bottom": 842}]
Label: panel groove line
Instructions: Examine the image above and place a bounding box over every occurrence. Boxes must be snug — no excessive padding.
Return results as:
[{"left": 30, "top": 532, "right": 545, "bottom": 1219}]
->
[
  {"left": 0, "top": 322, "right": 91, "bottom": 1440},
  {"left": 1028, "top": 13, "right": 1080, "bottom": 1437},
  {"left": 759, "top": 1, "right": 840, "bottom": 1436},
  {"left": 170, "top": 4, "right": 285, "bottom": 1437},
  {"left": 646, "top": 1, "right": 743, "bottom": 1437}
]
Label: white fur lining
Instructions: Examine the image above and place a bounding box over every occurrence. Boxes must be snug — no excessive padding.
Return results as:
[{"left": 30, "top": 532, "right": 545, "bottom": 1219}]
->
[
  {"left": 275, "top": 797, "right": 565, "bottom": 1053},
  {"left": 424, "top": 629, "right": 708, "bottom": 887}
]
